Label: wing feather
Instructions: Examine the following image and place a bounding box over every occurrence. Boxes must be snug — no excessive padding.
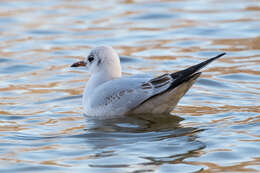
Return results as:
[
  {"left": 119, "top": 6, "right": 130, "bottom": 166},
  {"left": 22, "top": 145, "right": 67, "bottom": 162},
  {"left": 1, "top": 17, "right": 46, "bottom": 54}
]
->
[{"left": 88, "top": 75, "right": 173, "bottom": 115}]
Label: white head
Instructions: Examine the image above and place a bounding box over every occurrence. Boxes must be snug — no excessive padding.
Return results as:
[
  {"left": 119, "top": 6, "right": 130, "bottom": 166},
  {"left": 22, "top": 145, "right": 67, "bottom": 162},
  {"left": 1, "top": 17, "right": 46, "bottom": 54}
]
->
[{"left": 71, "top": 46, "right": 122, "bottom": 78}]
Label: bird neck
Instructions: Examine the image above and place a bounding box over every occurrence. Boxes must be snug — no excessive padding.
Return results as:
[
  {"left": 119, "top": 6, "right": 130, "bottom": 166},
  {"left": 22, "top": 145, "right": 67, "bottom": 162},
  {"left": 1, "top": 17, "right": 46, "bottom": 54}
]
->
[
  {"left": 89, "top": 72, "right": 120, "bottom": 88},
  {"left": 83, "top": 68, "right": 121, "bottom": 103}
]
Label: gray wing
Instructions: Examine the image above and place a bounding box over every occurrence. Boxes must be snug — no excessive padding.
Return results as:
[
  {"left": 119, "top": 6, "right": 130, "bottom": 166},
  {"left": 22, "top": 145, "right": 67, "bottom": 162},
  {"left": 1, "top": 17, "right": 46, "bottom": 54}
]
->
[{"left": 89, "top": 74, "right": 173, "bottom": 115}]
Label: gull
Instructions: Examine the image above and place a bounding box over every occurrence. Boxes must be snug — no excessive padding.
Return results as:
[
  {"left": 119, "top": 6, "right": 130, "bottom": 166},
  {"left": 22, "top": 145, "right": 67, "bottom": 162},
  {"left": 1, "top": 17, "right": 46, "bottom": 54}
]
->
[{"left": 71, "top": 46, "right": 225, "bottom": 117}]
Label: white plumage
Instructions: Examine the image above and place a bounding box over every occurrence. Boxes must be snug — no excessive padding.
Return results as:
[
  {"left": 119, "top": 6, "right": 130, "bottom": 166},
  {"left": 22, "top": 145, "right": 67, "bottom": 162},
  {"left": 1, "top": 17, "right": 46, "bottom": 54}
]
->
[{"left": 71, "top": 46, "right": 225, "bottom": 117}]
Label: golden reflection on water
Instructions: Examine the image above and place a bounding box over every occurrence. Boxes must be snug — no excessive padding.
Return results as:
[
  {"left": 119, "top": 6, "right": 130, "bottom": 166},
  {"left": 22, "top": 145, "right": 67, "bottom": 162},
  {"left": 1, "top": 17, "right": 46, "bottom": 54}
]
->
[
  {"left": 185, "top": 158, "right": 260, "bottom": 173},
  {"left": 0, "top": 0, "right": 260, "bottom": 172},
  {"left": 176, "top": 105, "right": 260, "bottom": 116},
  {"left": 214, "top": 37, "right": 260, "bottom": 51}
]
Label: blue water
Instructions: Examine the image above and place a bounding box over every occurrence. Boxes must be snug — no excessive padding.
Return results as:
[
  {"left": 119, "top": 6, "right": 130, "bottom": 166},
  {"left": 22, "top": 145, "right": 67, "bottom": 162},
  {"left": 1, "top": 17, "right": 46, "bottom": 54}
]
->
[{"left": 0, "top": 0, "right": 260, "bottom": 172}]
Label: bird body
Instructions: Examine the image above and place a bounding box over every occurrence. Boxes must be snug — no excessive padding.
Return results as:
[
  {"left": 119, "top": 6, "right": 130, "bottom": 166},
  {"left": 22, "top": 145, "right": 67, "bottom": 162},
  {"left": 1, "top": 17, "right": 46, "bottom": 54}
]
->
[{"left": 71, "top": 46, "right": 225, "bottom": 117}]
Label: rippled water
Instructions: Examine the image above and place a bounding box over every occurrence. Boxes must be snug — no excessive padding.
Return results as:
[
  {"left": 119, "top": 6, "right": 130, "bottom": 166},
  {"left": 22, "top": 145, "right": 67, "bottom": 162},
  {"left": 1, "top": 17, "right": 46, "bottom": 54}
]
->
[{"left": 0, "top": 0, "right": 260, "bottom": 172}]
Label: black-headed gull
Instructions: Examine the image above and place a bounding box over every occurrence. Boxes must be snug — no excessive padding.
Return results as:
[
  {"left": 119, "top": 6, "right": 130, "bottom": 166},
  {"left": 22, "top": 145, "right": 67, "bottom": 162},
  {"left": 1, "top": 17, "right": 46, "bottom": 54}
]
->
[{"left": 71, "top": 46, "right": 225, "bottom": 117}]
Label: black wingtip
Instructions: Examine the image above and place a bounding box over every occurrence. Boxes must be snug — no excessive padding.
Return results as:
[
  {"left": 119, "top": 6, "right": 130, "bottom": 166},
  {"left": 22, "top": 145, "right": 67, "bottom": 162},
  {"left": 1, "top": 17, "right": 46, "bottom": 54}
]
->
[
  {"left": 219, "top": 52, "right": 226, "bottom": 56},
  {"left": 169, "top": 52, "right": 226, "bottom": 90},
  {"left": 208, "top": 52, "right": 226, "bottom": 62},
  {"left": 199, "top": 52, "right": 226, "bottom": 68},
  {"left": 215, "top": 52, "right": 226, "bottom": 58},
  {"left": 171, "top": 52, "right": 226, "bottom": 79}
]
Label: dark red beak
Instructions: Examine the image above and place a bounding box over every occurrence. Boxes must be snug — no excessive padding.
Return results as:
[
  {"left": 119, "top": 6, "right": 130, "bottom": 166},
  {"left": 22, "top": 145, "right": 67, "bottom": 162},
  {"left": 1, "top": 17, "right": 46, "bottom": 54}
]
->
[{"left": 71, "top": 61, "right": 87, "bottom": 67}]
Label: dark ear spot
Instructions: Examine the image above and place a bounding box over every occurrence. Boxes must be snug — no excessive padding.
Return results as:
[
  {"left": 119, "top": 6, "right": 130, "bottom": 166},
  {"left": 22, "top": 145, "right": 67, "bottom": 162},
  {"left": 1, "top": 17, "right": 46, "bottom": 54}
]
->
[{"left": 97, "top": 59, "right": 101, "bottom": 66}]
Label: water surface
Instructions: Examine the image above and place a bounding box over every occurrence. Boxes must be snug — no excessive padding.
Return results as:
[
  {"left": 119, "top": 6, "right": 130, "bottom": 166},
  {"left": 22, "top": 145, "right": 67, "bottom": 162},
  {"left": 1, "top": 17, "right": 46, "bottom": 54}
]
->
[{"left": 0, "top": 0, "right": 260, "bottom": 172}]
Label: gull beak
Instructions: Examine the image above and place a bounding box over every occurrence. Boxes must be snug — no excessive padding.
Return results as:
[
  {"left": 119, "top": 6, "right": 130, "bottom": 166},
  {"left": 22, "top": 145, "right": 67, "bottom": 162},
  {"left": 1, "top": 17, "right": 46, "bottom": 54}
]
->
[{"left": 71, "top": 61, "right": 87, "bottom": 67}]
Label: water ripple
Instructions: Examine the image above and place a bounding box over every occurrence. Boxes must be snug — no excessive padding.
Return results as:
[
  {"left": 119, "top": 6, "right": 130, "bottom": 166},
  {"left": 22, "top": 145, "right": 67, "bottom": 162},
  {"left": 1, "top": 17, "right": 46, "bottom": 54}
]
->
[{"left": 0, "top": 0, "right": 259, "bottom": 172}]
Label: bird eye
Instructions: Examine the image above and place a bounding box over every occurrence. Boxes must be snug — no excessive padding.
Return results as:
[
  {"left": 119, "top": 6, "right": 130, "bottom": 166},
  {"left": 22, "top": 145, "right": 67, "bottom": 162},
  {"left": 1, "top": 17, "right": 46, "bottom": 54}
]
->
[{"left": 88, "top": 55, "right": 94, "bottom": 62}]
